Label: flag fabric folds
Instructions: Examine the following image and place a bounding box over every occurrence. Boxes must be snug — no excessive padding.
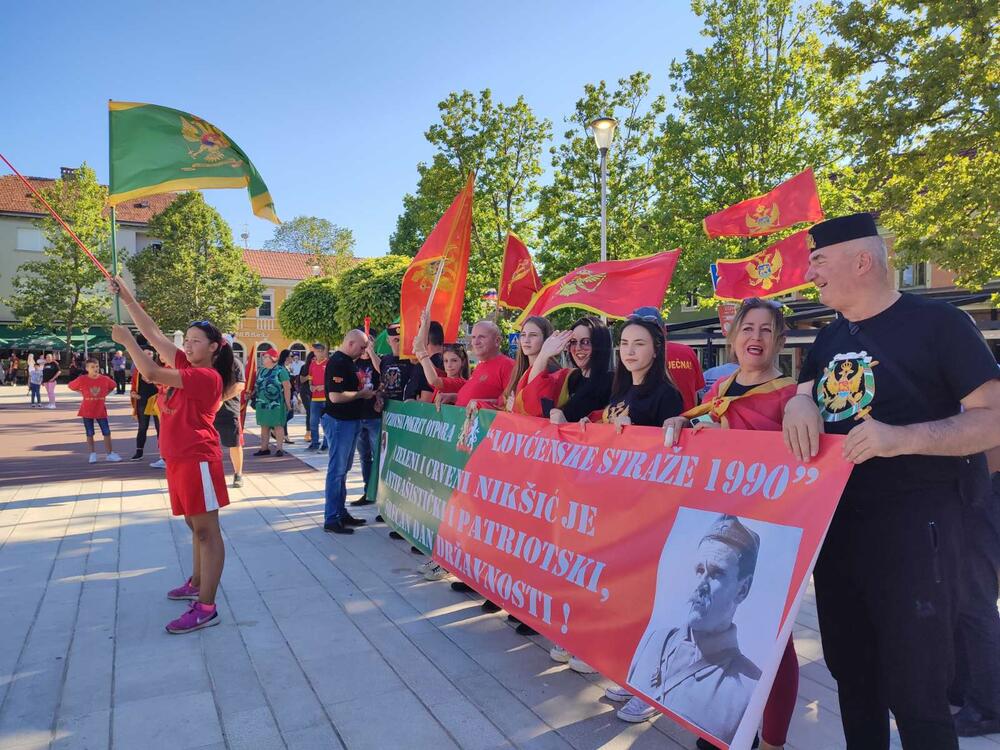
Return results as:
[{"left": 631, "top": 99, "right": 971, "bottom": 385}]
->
[
  {"left": 703, "top": 168, "right": 823, "bottom": 238},
  {"left": 108, "top": 101, "right": 280, "bottom": 224},
  {"left": 514, "top": 250, "right": 681, "bottom": 327},
  {"left": 710, "top": 230, "right": 813, "bottom": 301},
  {"left": 399, "top": 174, "right": 474, "bottom": 357},
  {"left": 498, "top": 232, "right": 541, "bottom": 310}
]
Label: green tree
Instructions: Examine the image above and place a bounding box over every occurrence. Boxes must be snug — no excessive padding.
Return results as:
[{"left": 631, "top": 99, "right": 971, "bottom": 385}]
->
[
  {"left": 127, "top": 192, "right": 263, "bottom": 332},
  {"left": 536, "top": 73, "right": 666, "bottom": 279},
  {"left": 4, "top": 164, "right": 112, "bottom": 362},
  {"left": 264, "top": 215, "right": 356, "bottom": 276},
  {"left": 651, "top": 0, "right": 863, "bottom": 309},
  {"left": 334, "top": 255, "right": 410, "bottom": 335},
  {"left": 277, "top": 275, "right": 342, "bottom": 345},
  {"left": 389, "top": 89, "right": 551, "bottom": 320},
  {"left": 826, "top": 0, "right": 999, "bottom": 289}
]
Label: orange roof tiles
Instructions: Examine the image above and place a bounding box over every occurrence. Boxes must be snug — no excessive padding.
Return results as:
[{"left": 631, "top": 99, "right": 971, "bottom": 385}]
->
[
  {"left": 242, "top": 249, "right": 317, "bottom": 280},
  {"left": 0, "top": 174, "right": 177, "bottom": 224}
]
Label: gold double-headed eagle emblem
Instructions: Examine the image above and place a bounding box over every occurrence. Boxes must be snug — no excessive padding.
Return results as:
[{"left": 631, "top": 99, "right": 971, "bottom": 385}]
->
[
  {"left": 745, "top": 248, "right": 783, "bottom": 290},
  {"left": 745, "top": 202, "right": 780, "bottom": 232},
  {"left": 180, "top": 116, "right": 243, "bottom": 171},
  {"left": 556, "top": 271, "right": 607, "bottom": 297}
]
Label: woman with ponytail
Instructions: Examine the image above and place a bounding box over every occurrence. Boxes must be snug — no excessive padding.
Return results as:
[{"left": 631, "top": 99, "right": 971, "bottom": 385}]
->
[{"left": 109, "top": 276, "right": 233, "bottom": 634}]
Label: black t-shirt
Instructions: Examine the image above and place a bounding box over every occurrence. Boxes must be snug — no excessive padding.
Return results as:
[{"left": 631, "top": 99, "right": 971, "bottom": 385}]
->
[
  {"left": 137, "top": 375, "right": 159, "bottom": 400},
  {"left": 355, "top": 359, "right": 381, "bottom": 420},
  {"left": 325, "top": 351, "right": 362, "bottom": 420},
  {"left": 42, "top": 362, "right": 59, "bottom": 383},
  {"left": 723, "top": 377, "right": 782, "bottom": 398},
  {"left": 404, "top": 353, "right": 444, "bottom": 401},
  {"left": 214, "top": 358, "right": 246, "bottom": 424},
  {"left": 604, "top": 381, "right": 684, "bottom": 427},
  {"left": 799, "top": 293, "right": 999, "bottom": 499},
  {"left": 379, "top": 354, "right": 414, "bottom": 401}
]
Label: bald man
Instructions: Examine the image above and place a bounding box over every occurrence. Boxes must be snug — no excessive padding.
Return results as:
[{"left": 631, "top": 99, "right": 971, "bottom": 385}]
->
[
  {"left": 783, "top": 213, "right": 1000, "bottom": 750},
  {"left": 438, "top": 320, "right": 514, "bottom": 409},
  {"left": 322, "top": 329, "right": 377, "bottom": 535}
]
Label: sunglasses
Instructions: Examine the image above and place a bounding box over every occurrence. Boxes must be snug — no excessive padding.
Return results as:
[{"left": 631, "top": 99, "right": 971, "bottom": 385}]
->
[
  {"left": 188, "top": 320, "right": 213, "bottom": 328},
  {"left": 739, "top": 298, "right": 782, "bottom": 310},
  {"left": 568, "top": 337, "right": 592, "bottom": 349},
  {"left": 625, "top": 313, "right": 662, "bottom": 324}
]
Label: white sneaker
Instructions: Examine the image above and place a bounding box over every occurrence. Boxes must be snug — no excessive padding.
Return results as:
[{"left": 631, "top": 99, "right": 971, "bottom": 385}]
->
[
  {"left": 604, "top": 685, "right": 633, "bottom": 703},
  {"left": 46, "top": 404, "right": 56, "bottom": 409},
  {"left": 569, "top": 656, "right": 597, "bottom": 674},
  {"left": 422, "top": 563, "right": 451, "bottom": 581},
  {"left": 616, "top": 695, "right": 657, "bottom": 723},
  {"left": 106, "top": 452, "right": 122, "bottom": 462},
  {"left": 550, "top": 645, "right": 571, "bottom": 663},
  {"left": 418, "top": 559, "right": 436, "bottom": 574},
  {"left": 150, "top": 458, "right": 166, "bottom": 469},
  {"left": 88, "top": 452, "right": 97, "bottom": 464}
]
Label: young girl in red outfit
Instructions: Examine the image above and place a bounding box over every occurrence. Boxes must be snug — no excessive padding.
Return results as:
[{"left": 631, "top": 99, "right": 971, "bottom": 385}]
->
[
  {"left": 67, "top": 358, "right": 121, "bottom": 463},
  {"left": 109, "top": 276, "right": 235, "bottom": 634}
]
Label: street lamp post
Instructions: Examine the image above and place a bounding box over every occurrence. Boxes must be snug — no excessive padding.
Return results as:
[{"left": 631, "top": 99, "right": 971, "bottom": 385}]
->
[{"left": 589, "top": 117, "right": 618, "bottom": 264}]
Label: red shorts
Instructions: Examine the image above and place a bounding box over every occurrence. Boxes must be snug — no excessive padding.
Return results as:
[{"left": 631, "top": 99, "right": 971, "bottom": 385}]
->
[{"left": 165, "top": 460, "right": 230, "bottom": 516}]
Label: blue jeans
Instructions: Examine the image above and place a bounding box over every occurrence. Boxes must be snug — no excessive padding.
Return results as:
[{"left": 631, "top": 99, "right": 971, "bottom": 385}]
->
[
  {"left": 322, "top": 414, "right": 360, "bottom": 524},
  {"left": 83, "top": 417, "right": 110, "bottom": 437},
  {"left": 29, "top": 383, "right": 41, "bottom": 404},
  {"left": 309, "top": 401, "right": 328, "bottom": 449},
  {"left": 357, "top": 417, "right": 381, "bottom": 496}
]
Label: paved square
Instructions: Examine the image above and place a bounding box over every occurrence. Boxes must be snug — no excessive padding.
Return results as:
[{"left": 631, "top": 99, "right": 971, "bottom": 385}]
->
[{"left": 0, "top": 386, "right": 996, "bottom": 749}]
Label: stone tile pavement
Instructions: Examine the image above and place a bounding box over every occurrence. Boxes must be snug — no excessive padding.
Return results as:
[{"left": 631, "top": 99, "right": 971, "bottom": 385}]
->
[{"left": 0, "top": 386, "right": 997, "bottom": 749}]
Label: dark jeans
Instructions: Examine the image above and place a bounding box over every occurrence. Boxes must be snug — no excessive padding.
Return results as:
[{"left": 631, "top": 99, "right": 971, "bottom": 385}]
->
[
  {"left": 301, "top": 391, "right": 312, "bottom": 433},
  {"left": 113, "top": 369, "right": 127, "bottom": 394},
  {"left": 322, "top": 414, "right": 359, "bottom": 524},
  {"left": 136, "top": 397, "right": 160, "bottom": 451},
  {"left": 814, "top": 488, "right": 961, "bottom": 750},
  {"left": 952, "top": 473, "right": 1000, "bottom": 718},
  {"left": 357, "top": 417, "right": 381, "bottom": 496},
  {"left": 309, "top": 401, "right": 328, "bottom": 449}
]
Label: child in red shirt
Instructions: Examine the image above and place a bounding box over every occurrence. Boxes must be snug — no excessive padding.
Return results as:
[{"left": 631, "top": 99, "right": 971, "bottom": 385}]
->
[
  {"left": 67, "top": 358, "right": 121, "bottom": 463},
  {"left": 109, "top": 276, "right": 236, "bottom": 635},
  {"left": 413, "top": 311, "right": 470, "bottom": 400}
]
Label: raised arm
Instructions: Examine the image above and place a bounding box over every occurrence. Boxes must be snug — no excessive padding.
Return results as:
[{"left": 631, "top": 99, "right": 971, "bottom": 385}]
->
[
  {"left": 108, "top": 276, "right": 179, "bottom": 365},
  {"left": 111, "top": 324, "right": 183, "bottom": 389},
  {"left": 529, "top": 330, "right": 572, "bottom": 383}
]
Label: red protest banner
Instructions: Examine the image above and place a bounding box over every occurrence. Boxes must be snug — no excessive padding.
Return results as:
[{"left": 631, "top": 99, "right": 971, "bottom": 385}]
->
[{"left": 430, "top": 414, "right": 852, "bottom": 749}]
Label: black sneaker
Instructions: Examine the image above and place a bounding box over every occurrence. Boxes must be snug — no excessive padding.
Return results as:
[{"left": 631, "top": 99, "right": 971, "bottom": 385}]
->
[
  {"left": 410, "top": 546, "right": 423, "bottom": 555},
  {"left": 130, "top": 451, "right": 143, "bottom": 461},
  {"left": 323, "top": 521, "right": 354, "bottom": 535},
  {"left": 450, "top": 582, "right": 472, "bottom": 593},
  {"left": 375, "top": 514, "right": 384, "bottom": 522},
  {"left": 275, "top": 449, "right": 285, "bottom": 457},
  {"left": 696, "top": 736, "right": 758, "bottom": 750},
  {"left": 515, "top": 623, "right": 538, "bottom": 636},
  {"left": 232, "top": 474, "right": 243, "bottom": 488},
  {"left": 481, "top": 600, "right": 501, "bottom": 613},
  {"left": 341, "top": 514, "right": 367, "bottom": 526},
  {"left": 350, "top": 496, "right": 375, "bottom": 506},
  {"left": 389, "top": 531, "right": 404, "bottom": 540},
  {"left": 253, "top": 449, "right": 271, "bottom": 456},
  {"left": 954, "top": 704, "right": 1000, "bottom": 737}
]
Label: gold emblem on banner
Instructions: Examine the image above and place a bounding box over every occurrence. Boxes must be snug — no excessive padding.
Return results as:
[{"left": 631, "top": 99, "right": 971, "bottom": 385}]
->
[
  {"left": 181, "top": 116, "right": 242, "bottom": 171},
  {"left": 507, "top": 259, "right": 533, "bottom": 293},
  {"left": 745, "top": 248, "right": 783, "bottom": 291},
  {"left": 557, "top": 271, "right": 607, "bottom": 297},
  {"left": 745, "top": 202, "right": 780, "bottom": 232}
]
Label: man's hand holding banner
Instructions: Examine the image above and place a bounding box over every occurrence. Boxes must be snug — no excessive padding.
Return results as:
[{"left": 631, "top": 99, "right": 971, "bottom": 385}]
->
[{"left": 375, "top": 401, "right": 853, "bottom": 750}]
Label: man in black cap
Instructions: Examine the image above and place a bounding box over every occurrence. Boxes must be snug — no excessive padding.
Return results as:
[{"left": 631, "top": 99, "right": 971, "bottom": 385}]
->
[
  {"left": 368, "top": 323, "right": 413, "bottom": 404},
  {"left": 783, "top": 212, "right": 1000, "bottom": 749},
  {"left": 621, "top": 515, "right": 762, "bottom": 742}
]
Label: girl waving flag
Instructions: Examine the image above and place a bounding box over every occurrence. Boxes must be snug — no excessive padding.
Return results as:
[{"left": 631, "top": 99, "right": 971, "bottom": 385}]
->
[{"left": 109, "top": 276, "right": 235, "bottom": 634}]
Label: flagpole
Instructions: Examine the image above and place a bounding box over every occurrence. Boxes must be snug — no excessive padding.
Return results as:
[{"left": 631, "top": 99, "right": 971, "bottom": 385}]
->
[{"left": 108, "top": 104, "right": 122, "bottom": 323}]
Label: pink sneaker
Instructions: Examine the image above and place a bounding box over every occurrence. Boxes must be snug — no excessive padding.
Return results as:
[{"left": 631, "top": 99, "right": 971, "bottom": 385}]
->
[
  {"left": 166, "top": 602, "right": 219, "bottom": 634},
  {"left": 166, "top": 577, "right": 200, "bottom": 601}
]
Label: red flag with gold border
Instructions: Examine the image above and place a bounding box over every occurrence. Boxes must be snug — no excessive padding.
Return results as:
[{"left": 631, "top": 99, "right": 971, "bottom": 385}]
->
[
  {"left": 710, "top": 230, "right": 813, "bottom": 301},
  {"left": 399, "top": 174, "right": 474, "bottom": 357},
  {"left": 703, "top": 168, "right": 823, "bottom": 238},
  {"left": 514, "top": 250, "right": 681, "bottom": 326},
  {"left": 240, "top": 343, "right": 257, "bottom": 428},
  {"left": 498, "top": 232, "right": 541, "bottom": 310}
]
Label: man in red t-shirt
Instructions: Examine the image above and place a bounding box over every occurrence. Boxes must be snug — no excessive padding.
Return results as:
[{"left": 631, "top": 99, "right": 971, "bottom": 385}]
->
[
  {"left": 307, "top": 343, "right": 329, "bottom": 451},
  {"left": 67, "top": 358, "right": 122, "bottom": 463},
  {"left": 438, "top": 320, "right": 515, "bottom": 409},
  {"left": 666, "top": 341, "right": 705, "bottom": 412}
]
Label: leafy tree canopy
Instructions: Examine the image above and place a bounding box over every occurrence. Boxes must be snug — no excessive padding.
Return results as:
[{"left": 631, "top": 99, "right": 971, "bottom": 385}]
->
[
  {"left": 264, "top": 215, "right": 356, "bottom": 276},
  {"left": 4, "top": 163, "right": 112, "bottom": 361},
  {"left": 127, "top": 191, "right": 263, "bottom": 333}
]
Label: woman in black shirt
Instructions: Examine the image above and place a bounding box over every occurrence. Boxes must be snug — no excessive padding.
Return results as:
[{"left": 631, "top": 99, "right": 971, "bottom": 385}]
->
[{"left": 41, "top": 353, "right": 61, "bottom": 409}]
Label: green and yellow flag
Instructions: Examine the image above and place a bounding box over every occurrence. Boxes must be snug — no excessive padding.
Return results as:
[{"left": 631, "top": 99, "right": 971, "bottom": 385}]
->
[{"left": 108, "top": 101, "right": 279, "bottom": 223}]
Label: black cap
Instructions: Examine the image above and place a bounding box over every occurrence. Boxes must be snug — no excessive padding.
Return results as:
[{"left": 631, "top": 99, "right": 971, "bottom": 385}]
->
[
  {"left": 386, "top": 323, "right": 400, "bottom": 336},
  {"left": 807, "top": 212, "right": 879, "bottom": 251}
]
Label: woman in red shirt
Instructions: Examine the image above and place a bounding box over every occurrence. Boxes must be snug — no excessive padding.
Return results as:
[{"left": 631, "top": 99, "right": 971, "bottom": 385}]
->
[
  {"left": 501, "top": 316, "right": 560, "bottom": 414},
  {"left": 109, "top": 277, "right": 236, "bottom": 635}
]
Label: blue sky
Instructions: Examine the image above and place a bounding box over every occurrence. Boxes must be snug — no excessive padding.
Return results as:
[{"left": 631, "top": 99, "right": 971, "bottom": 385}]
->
[{"left": 2, "top": 1, "right": 702, "bottom": 257}]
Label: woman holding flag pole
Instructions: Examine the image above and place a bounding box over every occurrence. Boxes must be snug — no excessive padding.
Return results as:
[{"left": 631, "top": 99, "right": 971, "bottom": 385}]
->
[
  {"left": 108, "top": 276, "right": 236, "bottom": 635},
  {"left": 661, "top": 297, "right": 798, "bottom": 750}
]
